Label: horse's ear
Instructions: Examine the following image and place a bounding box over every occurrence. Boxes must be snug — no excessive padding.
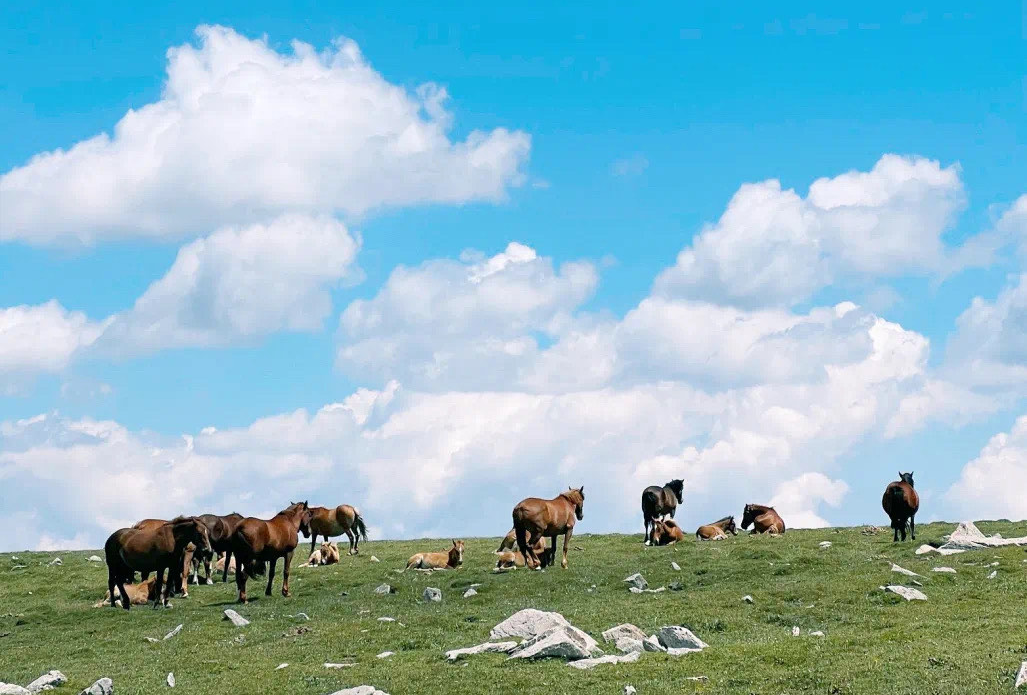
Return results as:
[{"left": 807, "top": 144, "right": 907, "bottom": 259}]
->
[
  {"left": 579, "top": 485, "right": 584, "bottom": 494},
  {"left": 451, "top": 539, "right": 457, "bottom": 546}
]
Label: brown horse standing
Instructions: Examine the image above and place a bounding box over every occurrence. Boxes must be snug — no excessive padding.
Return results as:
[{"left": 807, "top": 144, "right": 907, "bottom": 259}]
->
[
  {"left": 512, "top": 486, "right": 584, "bottom": 570},
  {"left": 132, "top": 517, "right": 197, "bottom": 596},
  {"left": 740, "top": 504, "right": 785, "bottom": 535},
  {"left": 308, "top": 504, "right": 368, "bottom": 555},
  {"left": 188, "top": 512, "right": 244, "bottom": 584},
  {"left": 105, "top": 518, "right": 211, "bottom": 610},
  {"left": 230, "top": 501, "right": 311, "bottom": 603},
  {"left": 695, "top": 516, "right": 738, "bottom": 540},
  {"left": 641, "top": 479, "right": 684, "bottom": 545},
  {"left": 882, "top": 472, "right": 919, "bottom": 542}
]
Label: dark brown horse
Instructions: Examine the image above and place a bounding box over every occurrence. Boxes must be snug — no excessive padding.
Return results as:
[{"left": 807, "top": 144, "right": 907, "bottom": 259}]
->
[
  {"left": 882, "top": 472, "right": 919, "bottom": 542},
  {"left": 187, "top": 513, "right": 244, "bottom": 584},
  {"left": 132, "top": 517, "right": 197, "bottom": 596},
  {"left": 641, "top": 479, "right": 684, "bottom": 545},
  {"left": 308, "top": 504, "right": 368, "bottom": 556},
  {"left": 512, "top": 486, "right": 584, "bottom": 570},
  {"left": 696, "top": 516, "right": 738, "bottom": 540},
  {"left": 741, "top": 504, "right": 785, "bottom": 535},
  {"left": 105, "top": 517, "right": 211, "bottom": 610},
  {"left": 230, "top": 501, "right": 311, "bottom": 603}
]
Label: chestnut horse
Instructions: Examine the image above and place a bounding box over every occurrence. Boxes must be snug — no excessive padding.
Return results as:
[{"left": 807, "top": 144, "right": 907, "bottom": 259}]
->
[
  {"left": 105, "top": 517, "right": 211, "bottom": 609},
  {"left": 650, "top": 518, "right": 686, "bottom": 545},
  {"left": 132, "top": 517, "right": 198, "bottom": 597},
  {"left": 740, "top": 504, "right": 785, "bottom": 535},
  {"left": 230, "top": 501, "right": 311, "bottom": 603},
  {"left": 641, "top": 479, "right": 684, "bottom": 545},
  {"left": 406, "top": 540, "right": 465, "bottom": 570},
  {"left": 496, "top": 528, "right": 518, "bottom": 553},
  {"left": 495, "top": 536, "right": 548, "bottom": 569},
  {"left": 882, "top": 472, "right": 919, "bottom": 542},
  {"left": 308, "top": 504, "right": 369, "bottom": 556},
  {"left": 512, "top": 486, "right": 584, "bottom": 570},
  {"left": 696, "top": 516, "right": 738, "bottom": 540}
]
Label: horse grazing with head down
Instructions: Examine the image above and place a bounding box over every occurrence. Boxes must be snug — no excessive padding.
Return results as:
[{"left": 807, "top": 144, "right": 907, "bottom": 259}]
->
[
  {"left": 187, "top": 512, "right": 244, "bottom": 584},
  {"left": 696, "top": 516, "right": 738, "bottom": 541},
  {"left": 105, "top": 517, "right": 211, "bottom": 610},
  {"left": 230, "top": 501, "right": 311, "bottom": 603},
  {"left": 641, "top": 479, "right": 684, "bottom": 545},
  {"left": 131, "top": 516, "right": 202, "bottom": 597},
  {"left": 406, "top": 540, "right": 465, "bottom": 570},
  {"left": 741, "top": 504, "right": 785, "bottom": 535},
  {"left": 512, "top": 486, "right": 584, "bottom": 570},
  {"left": 308, "top": 504, "right": 369, "bottom": 556},
  {"left": 882, "top": 472, "right": 919, "bottom": 542}
]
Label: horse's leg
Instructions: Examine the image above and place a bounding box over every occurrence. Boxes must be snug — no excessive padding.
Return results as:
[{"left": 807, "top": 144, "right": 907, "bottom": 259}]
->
[
  {"left": 282, "top": 551, "right": 294, "bottom": 597},
  {"left": 643, "top": 518, "right": 650, "bottom": 546},
  {"left": 116, "top": 573, "right": 131, "bottom": 611},
  {"left": 910, "top": 514, "right": 916, "bottom": 541},
  {"left": 548, "top": 535, "right": 558, "bottom": 568},
  {"left": 204, "top": 554, "right": 213, "bottom": 584},
  {"left": 235, "top": 556, "right": 248, "bottom": 603},
  {"left": 265, "top": 557, "right": 277, "bottom": 596},
  {"left": 108, "top": 568, "right": 119, "bottom": 609},
  {"left": 346, "top": 528, "right": 357, "bottom": 555},
  {"left": 152, "top": 565, "right": 165, "bottom": 609},
  {"left": 223, "top": 550, "right": 232, "bottom": 583},
  {"left": 561, "top": 528, "right": 573, "bottom": 569},
  {"left": 310, "top": 532, "right": 318, "bottom": 555}
]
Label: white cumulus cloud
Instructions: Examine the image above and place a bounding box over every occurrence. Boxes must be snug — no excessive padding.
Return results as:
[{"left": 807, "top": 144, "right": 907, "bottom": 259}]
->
[
  {"left": 945, "top": 416, "right": 1027, "bottom": 521},
  {"left": 0, "top": 25, "right": 530, "bottom": 245}
]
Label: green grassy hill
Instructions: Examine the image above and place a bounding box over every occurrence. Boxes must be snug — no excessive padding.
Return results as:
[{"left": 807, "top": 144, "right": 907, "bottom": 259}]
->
[{"left": 2, "top": 521, "right": 1026, "bottom": 694}]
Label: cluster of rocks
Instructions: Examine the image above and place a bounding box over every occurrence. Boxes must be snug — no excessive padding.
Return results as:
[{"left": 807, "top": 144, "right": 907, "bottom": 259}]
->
[
  {"left": 443, "top": 608, "right": 707, "bottom": 670},
  {"left": 0, "top": 671, "right": 111, "bottom": 695}
]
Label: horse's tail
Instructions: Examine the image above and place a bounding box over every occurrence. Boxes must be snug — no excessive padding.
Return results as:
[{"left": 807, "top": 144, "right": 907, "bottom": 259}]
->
[
  {"left": 641, "top": 488, "right": 659, "bottom": 521},
  {"left": 351, "top": 511, "right": 369, "bottom": 542},
  {"left": 513, "top": 512, "right": 531, "bottom": 564},
  {"left": 887, "top": 485, "right": 907, "bottom": 529}
]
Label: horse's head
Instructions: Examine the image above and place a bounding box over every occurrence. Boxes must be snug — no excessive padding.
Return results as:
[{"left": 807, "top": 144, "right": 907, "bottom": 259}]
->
[
  {"left": 572, "top": 486, "right": 585, "bottom": 520},
  {"left": 667, "top": 479, "right": 685, "bottom": 503},
  {"left": 299, "top": 500, "right": 312, "bottom": 538},
  {"left": 174, "top": 517, "right": 212, "bottom": 555},
  {"left": 449, "top": 539, "right": 465, "bottom": 566},
  {"left": 741, "top": 504, "right": 757, "bottom": 530},
  {"left": 899, "top": 471, "right": 915, "bottom": 487},
  {"left": 724, "top": 516, "right": 738, "bottom": 535}
]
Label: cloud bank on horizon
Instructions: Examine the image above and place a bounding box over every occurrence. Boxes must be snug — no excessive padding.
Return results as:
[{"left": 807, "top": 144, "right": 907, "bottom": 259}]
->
[{"left": 0, "top": 25, "right": 1025, "bottom": 552}]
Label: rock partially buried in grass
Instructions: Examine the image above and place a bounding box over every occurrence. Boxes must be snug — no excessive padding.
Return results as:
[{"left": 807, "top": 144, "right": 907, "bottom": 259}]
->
[
  {"left": 932, "top": 567, "right": 956, "bottom": 573},
  {"left": 567, "top": 651, "right": 641, "bottom": 670},
  {"left": 166, "top": 673, "right": 175, "bottom": 688},
  {"left": 376, "top": 651, "right": 394, "bottom": 659},
  {"left": 507, "top": 625, "right": 603, "bottom": 661},
  {"left": 223, "top": 609, "right": 249, "bottom": 627},
  {"left": 324, "top": 662, "right": 358, "bottom": 669},
  {"left": 79, "top": 678, "right": 113, "bottom": 695},
  {"left": 742, "top": 595, "right": 754, "bottom": 604},
  {"left": 327, "top": 687, "right": 389, "bottom": 695},
  {"left": 613, "top": 637, "right": 643, "bottom": 654},
  {"left": 490, "top": 608, "right": 572, "bottom": 641},
  {"left": 602, "top": 624, "right": 648, "bottom": 644},
  {"left": 819, "top": 541, "right": 832, "bottom": 548},
  {"left": 1015, "top": 661, "right": 1027, "bottom": 689},
  {"left": 463, "top": 588, "right": 478, "bottom": 598},
  {"left": 623, "top": 573, "right": 648, "bottom": 590},
  {"left": 47, "top": 558, "right": 62, "bottom": 567},
  {"left": 163, "top": 624, "right": 183, "bottom": 640},
  {"left": 890, "top": 563, "right": 921, "bottom": 577},
  {"left": 643, "top": 635, "right": 666, "bottom": 652},
  {"left": 0, "top": 684, "right": 31, "bottom": 695},
  {"left": 374, "top": 584, "right": 396, "bottom": 595},
  {"left": 87, "top": 556, "right": 104, "bottom": 563},
  {"left": 445, "top": 642, "right": 518, "bottom": 661},
  {"left": 880, "top": 585, "right": 927, "bottom": 601},
  {"left": 671, "top": 561, "right": 681, "bottom": 571},
  {"left": 423, "top": 587, "right": 442, "bottom": 603},
  {"left": 987, "top": 570, "right": 997, "bottom": 579},
  {"left": 275, "top": 664, "right": 288, "bottom": 671},
  {"left": 791, "top": 626, "right": 800, "bottom": 637},
  {"left": 27, "top": 670, "right": 67, "bottom": 692},
  {"left": 623, "top": 687, "right": 636, "bottom": 695},
  {"left": 369, "top": 556, "right": 380, "bottom": 563},
  {"left": 655, "top": 626, "right": 708, "bottom": 652},
  {"left": 811, "top": 631, "right": 825, "bottom": 637}
]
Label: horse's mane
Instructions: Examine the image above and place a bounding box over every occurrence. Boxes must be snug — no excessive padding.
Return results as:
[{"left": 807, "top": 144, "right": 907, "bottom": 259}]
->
[
  {"left": 747, "top": 503, "right": 774, "bottom": 512},
  {"left": 712, "top": 515, "right": 734, "bottom": 525},
  {"left": 169, "top": 515, "right": 191, "bottom": 524},
  {"left": 559, "top": 489, "right": 584, "bottom": 504}
]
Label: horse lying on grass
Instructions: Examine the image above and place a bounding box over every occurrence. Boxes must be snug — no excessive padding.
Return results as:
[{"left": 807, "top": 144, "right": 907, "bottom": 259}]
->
[
  {"left": 649, "top": 518, "right": 685, "bottom": 545},
  {"left": 93, "top": 576, "right": 158, "bottom": 608},
  {"left": 406, "top": 540, "right": 464, "bottom": 570},
  {"left": 741, "top": 504, "right": 786, "bottom": 535},
  {"left": 300, "top": 541, "right": 340, "bottom": 567},
  {"left": 696, "top": 516, "right": 738, "bottom": 541},
  {"left": 495, "top": 537, "right": 548, "bottom": 570}
]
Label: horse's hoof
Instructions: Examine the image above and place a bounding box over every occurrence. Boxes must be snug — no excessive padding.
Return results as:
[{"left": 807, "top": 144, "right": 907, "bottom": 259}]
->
[
  {"left": 282, "top": 590, "right": 291, "bottom": 598},
  {"left": 205, "top": 578, "right": 214, "bottom": 585}
]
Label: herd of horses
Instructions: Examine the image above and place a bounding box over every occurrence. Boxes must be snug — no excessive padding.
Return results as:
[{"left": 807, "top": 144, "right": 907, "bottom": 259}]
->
[{"left": 101, "top": 473, "right": 920, "bottom": 609}]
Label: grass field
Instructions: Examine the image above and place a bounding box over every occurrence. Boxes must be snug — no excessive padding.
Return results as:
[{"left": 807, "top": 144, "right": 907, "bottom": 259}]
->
[{"left": 1, "top": 521, "right": 1026, "bottom": 695}]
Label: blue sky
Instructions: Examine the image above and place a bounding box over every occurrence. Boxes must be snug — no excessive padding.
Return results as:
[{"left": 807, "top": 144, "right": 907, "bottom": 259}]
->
[{"left": 1, "top": 3, "right": 1025, "bottom": 551}]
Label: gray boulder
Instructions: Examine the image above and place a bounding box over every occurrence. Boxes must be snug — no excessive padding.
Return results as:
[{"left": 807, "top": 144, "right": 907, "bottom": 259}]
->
[
  {"left": 223, "top": 609, "right": 249, "bottom": 627},
  {"left": 1016, "top": 661, "right": 1027, "bottom": 689},
  {"left": 423, "top": 587, "right": 442, "bottom": 603},
  {"left": 0, "top": 685, "right": 31, "bottom": 695},
  {"left": 490, "top": 608, "right": 571, "bottom": 641},
  {"left": 507, "top": 625, "right": 602, "bottom": 661},
  {"left": 655, "top": 626, "right": 708, "bottom": 651},
  {"left": 373, "top": 584, "right": 395, "bottom": 595},
  {"left": 880, "top": 585, "right": 927, "bottom": 601},
  {"left": 567, "top": 651, "right": 641, "bottom": 670},
  {"left": 79, "top": 679, "right": 113, "bottom": 695},
  {"left": 601, "top": 624, "right": 647, "bottom": 644},
  {"left": 623, "top": 573, "right": 648, "bottom": 590},
  {"left": 27, "top": 671, "right": 67, "bottom": 693},
  {"left": 643, "top": 634, "right": 667, "bottom": 652},
  {"left": 613, "top": 637, "right": 644, "bottom": 654}
]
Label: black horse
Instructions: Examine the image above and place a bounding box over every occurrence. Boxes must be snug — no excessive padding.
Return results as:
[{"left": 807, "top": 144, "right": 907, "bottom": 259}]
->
[{"left": 641, "top": 479, "right": 684, "bottom": 545}]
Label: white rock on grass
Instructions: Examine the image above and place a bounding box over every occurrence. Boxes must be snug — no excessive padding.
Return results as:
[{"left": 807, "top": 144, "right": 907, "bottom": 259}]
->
[
  {"left": 490, "top": 609, "right": 571, "bottom": 641},
  {"left": 223, "top": 609, "right": 249, "bottom": 627},
  {"left": 1015, "top": 661, "right": 1027, "bottom": 689},
  {"left": 624, "top": 687, "right": 637, "bottom": 695},
  {"left": 0, "top": 684, "right": 31, "bottom": 695},
  {"left": 742, "top": 595, "right": 754, "bottom": 604},
  {"left": 166, "top": 673, "right": 175, "bottom": 688},
  {"left": 881, "top": 585, "right": 928, "bottom": 601},
  {"left": 819, "top": 541, "right": 832, "bottom": 548},
  {"left": 79, "top": 678, "right": 113, "bottom": 695},
  {"left": 614, "top": 636, "right": 644, "bottom": 654},
  {"left": 623, "top": 573, "right": 648, "bottom": 590},
  {"left": 643, "top": 635, "right": 667, "bottom": 652},
  {"left": 791, "top": 626, "right": 801, "bottom": 636},
  {"left": 463, "top": 588, "right": 478, "bottom": 598},
  {"left": 288, "top": 612, "right": 309, "bottom": 621},
  {"left": 932, "top": 567, "right": 956, "bottom": 573},
  {"left": 987, "top": 570, "right": 998, "bottom": 579},
  {"left": 374, "top": 584, "right": 395, "bottom": 595},
  {"left": 87, "top": 556, "right": 104, "bottom": 563},
  {"left": 671, "top": 562, "right": 681, "bottom": 571},
  {"left": 275, "top": 664, "right": 288, "bottom": 671},
  {"left": 376, "top": 651, "right": 395, "bottom": 659},
  {"left": 567, "top": 651, "right": 641, "bottom": 670},
  {"left": 163, "top": 624, "right": 183, "bottom": 640},
  {"left": 27, "top": 671, "right": 67, "bottom": 692},
  {"left": 445, "top": 642, "right": 518, "bottom": 661},
  {"left": 602, "top": 624, "right": 648, "bottom": 643},
  {"left": 507, "top": 625, "right": 601, "bottom": 661},
  {"left": 377, "top": 617, "right": 396, "bottom": 622},
  {"left": 629, "top": 586, "right": 666, "bottom": 594},
  {"left": 423, "top": 587, "right": 442, "bottom": 603},
  {"left": 327, "top": 687, "right": 389, "bottom": 695},
  {"left": 369, "top": 556, "right": 380, "bottom": 563},
  {"left": 811, "top": 631, "right": 825, "bottom": 637},
  {"left": 324, "top": 663, "right": 358, "bottom": 669},
  {"left": 890, "top": 563, "right": 921, "bottom": 577},
  {"left": 655, "top": 626, "right": 708, "bottom": 651},
  {"left": 47, "top": 558, "right": 62, "bottom": 567}
]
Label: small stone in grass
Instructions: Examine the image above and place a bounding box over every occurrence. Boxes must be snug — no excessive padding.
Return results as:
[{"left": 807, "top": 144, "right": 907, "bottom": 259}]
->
[
  {"left": 275, "top": 664, "right": 288, "bottom": 671},
  {"left": 163, "top": 624, "right": 183, "bottom": 640},
  {"left": 376, "top": 651, "right": 394, "bottom": 659},
  {"left": 743, "top": 595, "right": 754, "bottom": 604},
  {"left": 792, "top": 626, "right": 800, "bottom": 637},
  {"left": 671, "top": 562, "right": 681, "bottom": 571},
  {"left": 369, "top": 556, "right": 380, "bottom": 563},
  {"left": 166, "top": 673, "right": 175, "bottom": 688},
  {"left": 423, "top": 587, "right": 442, "bottom": 603}
]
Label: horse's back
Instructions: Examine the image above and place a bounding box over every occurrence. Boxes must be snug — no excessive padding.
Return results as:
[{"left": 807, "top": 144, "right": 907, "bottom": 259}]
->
[{"left": 883, "top": 482, "right": 918, "bottom": 516}]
